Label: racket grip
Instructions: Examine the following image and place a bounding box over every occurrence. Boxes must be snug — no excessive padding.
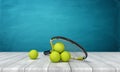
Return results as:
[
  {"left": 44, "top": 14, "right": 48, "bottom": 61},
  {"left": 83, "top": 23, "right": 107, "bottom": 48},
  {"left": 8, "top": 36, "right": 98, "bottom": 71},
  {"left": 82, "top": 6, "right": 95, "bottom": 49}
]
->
[{"left": 44, "top": 50, "right": 51, "bottom": 55}]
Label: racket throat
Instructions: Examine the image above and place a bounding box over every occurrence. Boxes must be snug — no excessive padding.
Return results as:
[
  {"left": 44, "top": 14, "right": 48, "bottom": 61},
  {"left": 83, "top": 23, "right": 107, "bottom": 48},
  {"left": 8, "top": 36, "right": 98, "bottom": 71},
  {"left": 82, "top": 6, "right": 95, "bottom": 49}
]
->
[
  {"left": 50, "top": 40, "right": 54, "bottom": 51},
  {"left": 71, "top": 56, "right": 84, "bottom": 60}
]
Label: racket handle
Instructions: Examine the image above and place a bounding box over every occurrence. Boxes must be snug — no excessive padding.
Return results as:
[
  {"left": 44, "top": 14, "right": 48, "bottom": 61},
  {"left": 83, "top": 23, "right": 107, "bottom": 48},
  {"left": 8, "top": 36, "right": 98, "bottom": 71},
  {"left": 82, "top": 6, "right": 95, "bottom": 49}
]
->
[{"left": 44, "top": 50, "right": 51, "bottom": 55}]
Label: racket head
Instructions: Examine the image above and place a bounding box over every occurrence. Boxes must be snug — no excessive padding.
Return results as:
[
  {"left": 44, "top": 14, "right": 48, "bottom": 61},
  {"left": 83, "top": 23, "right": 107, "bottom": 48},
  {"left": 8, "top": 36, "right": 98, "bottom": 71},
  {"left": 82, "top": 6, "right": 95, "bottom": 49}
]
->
[{"left": 44, "top": 36, "right": 88, "bottom": 60}]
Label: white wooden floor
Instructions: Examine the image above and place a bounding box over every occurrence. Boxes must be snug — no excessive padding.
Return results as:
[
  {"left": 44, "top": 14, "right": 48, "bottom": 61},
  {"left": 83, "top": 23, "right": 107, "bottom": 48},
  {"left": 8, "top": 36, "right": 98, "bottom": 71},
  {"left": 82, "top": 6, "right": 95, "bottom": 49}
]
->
[{"left": 0, "top": 52, "right": 119, "bottom": 72}]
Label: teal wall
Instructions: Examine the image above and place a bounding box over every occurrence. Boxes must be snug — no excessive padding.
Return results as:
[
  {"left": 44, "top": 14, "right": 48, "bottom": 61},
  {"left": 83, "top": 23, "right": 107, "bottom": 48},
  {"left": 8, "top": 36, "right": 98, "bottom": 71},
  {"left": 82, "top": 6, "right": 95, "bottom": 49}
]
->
[
  {"left": 0, "top": 0, "right": 119, "bottom": 52},
  {"left": 118, "top": 1, "right": 120, "bottom": 51},
  {"left": 0, "top": 0, "right": 2, "bottom": 51}
]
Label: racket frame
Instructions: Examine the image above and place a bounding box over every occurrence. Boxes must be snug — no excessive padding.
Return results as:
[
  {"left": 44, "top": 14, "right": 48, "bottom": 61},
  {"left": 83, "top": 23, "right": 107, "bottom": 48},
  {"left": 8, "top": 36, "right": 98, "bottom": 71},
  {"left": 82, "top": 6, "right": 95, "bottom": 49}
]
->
[{"left": 44, "top": 36, "right": 88, "bottom": 60}]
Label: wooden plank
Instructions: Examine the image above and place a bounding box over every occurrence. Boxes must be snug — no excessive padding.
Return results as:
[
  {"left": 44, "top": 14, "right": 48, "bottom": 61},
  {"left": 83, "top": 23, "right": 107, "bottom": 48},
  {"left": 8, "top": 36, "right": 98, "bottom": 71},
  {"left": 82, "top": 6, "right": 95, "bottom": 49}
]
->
[
  {"left": 0, "top": 53, "right": 26, "bottom": 67},
  {"left": 85, "top": 52, "right": 116, "bottom": 72},
  {"left": 88, "top": 53, "right": 116, "bottom": 72},
  {"left": 48, "top": 62, "right": 71, "bottom": 72},
  {"left": 0, "top": 52, "right": 119, "bottom": 72},
  {"left": 89, "top": 52, "right": 120, "bottom": 72},
  {"left": 0, "top": 52, "right": 27, "bottom": 72},
  {"left": 0, "top": 52, "right": 10, "bottom": 55},
  {"left": 2, "top": 52, "right": 35, "bottom": 72},
  {"left": 47, "top": 52, "right": 71, "bottom": 72},
  {"left": 25, "top": 53, "right": 50, "bottom": 72},
  {"left": 90, "top": 52, "right": 120, "bottom": 62},
  {"left": 0, "top": 52, "right": 22, "bottom": 58},
  {"left": 69, "top": 52, "right": 92, "bottom": 72},
  {"left": 0, "top": 52, "right": 24, "bottom": 65},
  {"left": 96, "top": 52, "right": 120, "bottom": 60},
  {"left": 0, "top": 52, "right": 24, "bottom": 62},
  {"left": 0, "top": 52, "right": 12, "bottom": 58}
]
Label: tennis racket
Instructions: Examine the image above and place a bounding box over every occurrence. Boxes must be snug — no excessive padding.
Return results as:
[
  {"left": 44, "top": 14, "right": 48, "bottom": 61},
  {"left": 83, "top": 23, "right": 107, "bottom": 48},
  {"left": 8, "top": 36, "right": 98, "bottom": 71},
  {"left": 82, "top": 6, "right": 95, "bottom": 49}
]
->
[{"left": 44, "top": 36, "right": 88, "bottom": 60}]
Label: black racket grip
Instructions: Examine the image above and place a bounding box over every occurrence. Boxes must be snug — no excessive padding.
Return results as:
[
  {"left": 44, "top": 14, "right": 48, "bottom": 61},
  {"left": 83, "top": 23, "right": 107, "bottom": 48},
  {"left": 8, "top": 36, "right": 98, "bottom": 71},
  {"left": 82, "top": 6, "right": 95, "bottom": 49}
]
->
[{"left": 44, "top": 50, "right": 51, "bottom": 55}]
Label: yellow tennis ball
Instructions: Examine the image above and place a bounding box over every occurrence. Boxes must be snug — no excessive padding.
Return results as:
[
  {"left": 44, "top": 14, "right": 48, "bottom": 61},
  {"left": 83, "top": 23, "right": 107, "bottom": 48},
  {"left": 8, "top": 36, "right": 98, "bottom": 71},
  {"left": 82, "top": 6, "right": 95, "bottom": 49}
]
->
[
  {"left": 54, "top": 42, "right": 65, "bottom": 53},
  {"left": 50, "top": 51, "right": 60, "bottom": 63},
  {"left": 61, "top": 51, "right": 71, "bottom": 62},
  {"left": 29, "top": 50, "right": 38, "bottom": 60}
]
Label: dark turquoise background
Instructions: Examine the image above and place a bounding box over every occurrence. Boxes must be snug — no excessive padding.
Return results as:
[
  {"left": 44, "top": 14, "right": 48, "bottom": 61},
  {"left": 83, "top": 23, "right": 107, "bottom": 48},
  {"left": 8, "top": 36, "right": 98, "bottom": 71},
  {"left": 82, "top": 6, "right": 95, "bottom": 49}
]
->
[
  {"left": 118, "top": 1, "right": 120, "bottom": 51},
  {"left": 0, "top": 0, "right": 120, "bottom": 52}
]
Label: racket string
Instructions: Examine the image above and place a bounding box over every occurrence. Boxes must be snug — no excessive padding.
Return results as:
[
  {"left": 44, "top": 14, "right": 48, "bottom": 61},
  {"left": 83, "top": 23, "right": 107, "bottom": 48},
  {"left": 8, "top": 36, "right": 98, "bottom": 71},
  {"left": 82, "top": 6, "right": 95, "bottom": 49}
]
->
[{"left": 49, "top": 36, "right": 87, "bottom": 60}]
